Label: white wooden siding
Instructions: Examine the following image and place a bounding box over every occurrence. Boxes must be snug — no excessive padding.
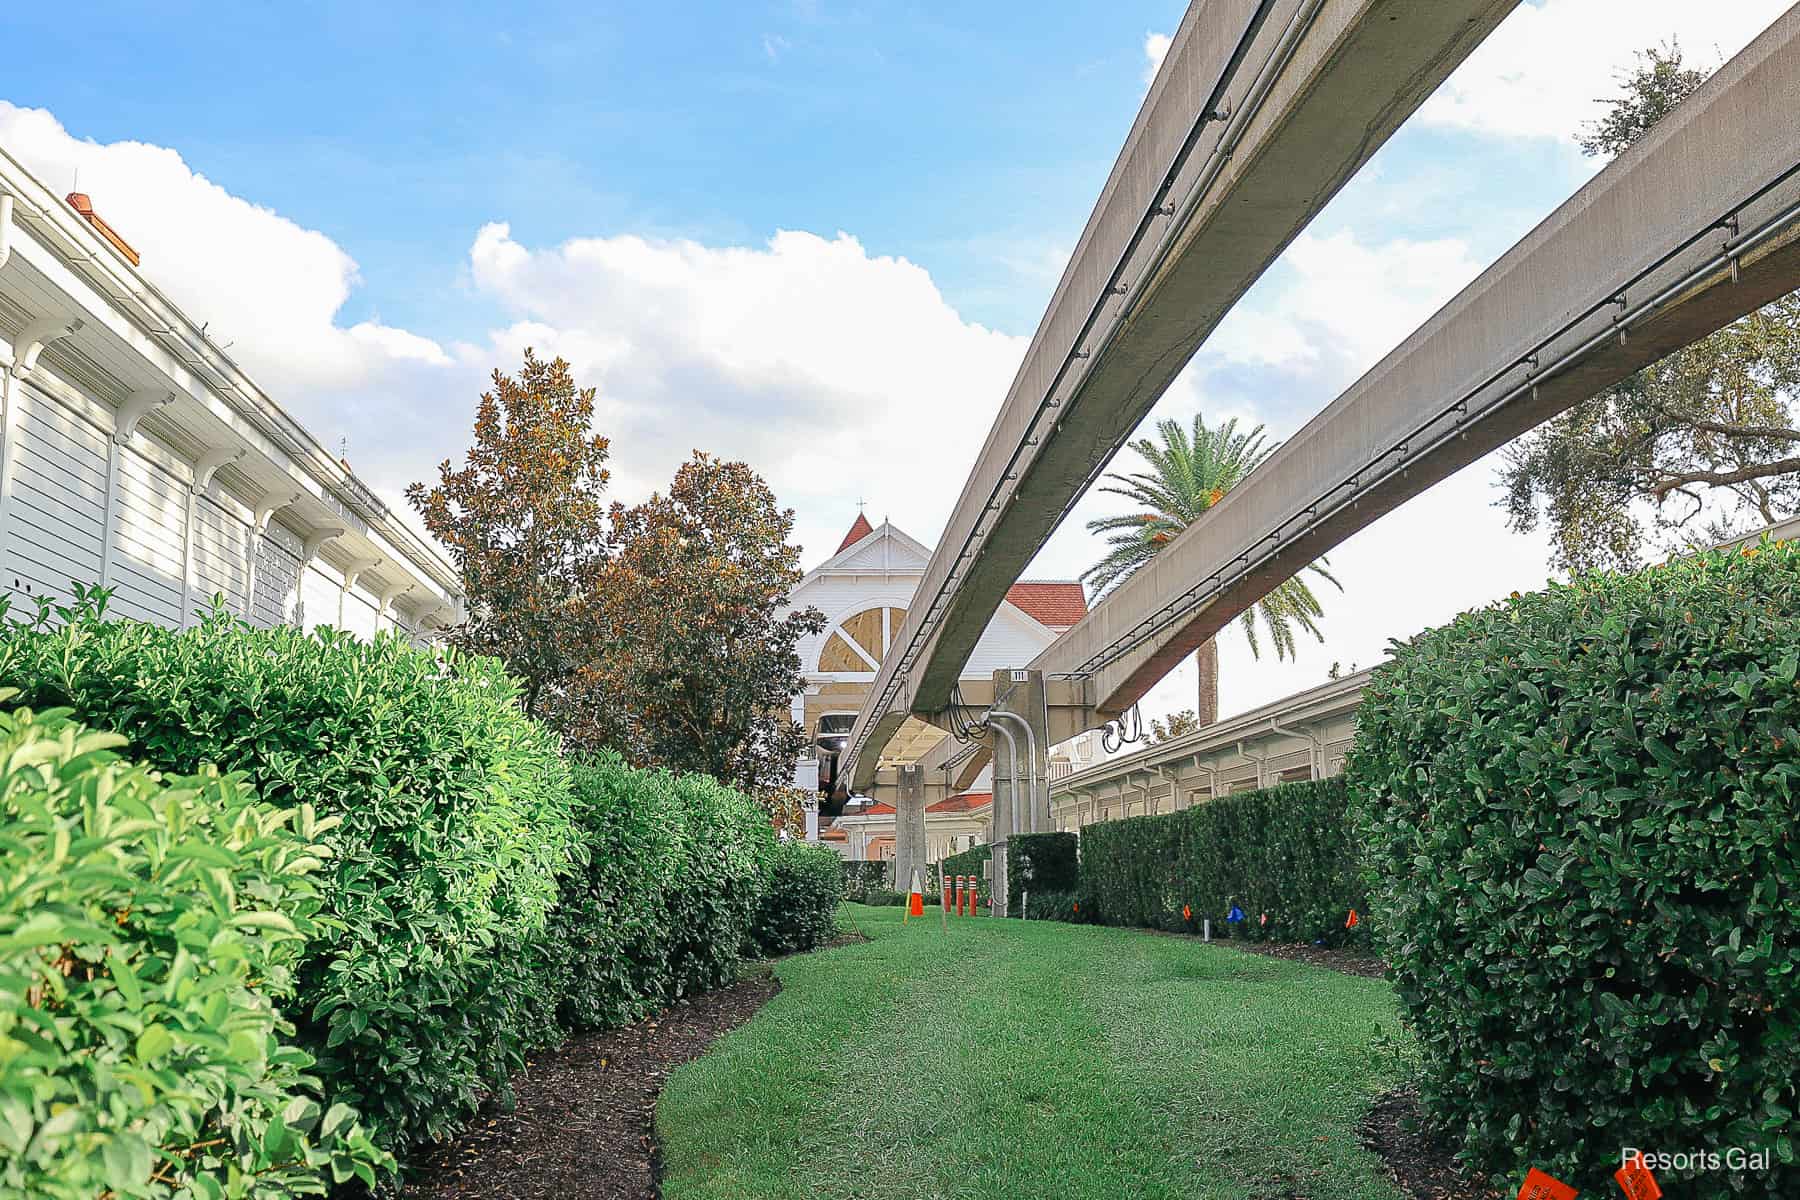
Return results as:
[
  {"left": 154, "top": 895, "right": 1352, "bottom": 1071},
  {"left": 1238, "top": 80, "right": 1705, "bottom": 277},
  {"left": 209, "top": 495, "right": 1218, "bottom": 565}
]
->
[
  {"left": 5, "top": 383, "right": 107, "bottom": 604},
  {"left": 107, "top": 446, "right": 187, "bottom": 627},
  {"left": 252, "top": 521, "right": 303, "bottom": 629},
  {"left": 299, "top": 561, "right": 340, "bottom": 632},
  {"left": 340, "top": 586, "right": 379, "bottom": 639},
  {"left": 190, "top": 494, "right": 251, "bottom": 615}
]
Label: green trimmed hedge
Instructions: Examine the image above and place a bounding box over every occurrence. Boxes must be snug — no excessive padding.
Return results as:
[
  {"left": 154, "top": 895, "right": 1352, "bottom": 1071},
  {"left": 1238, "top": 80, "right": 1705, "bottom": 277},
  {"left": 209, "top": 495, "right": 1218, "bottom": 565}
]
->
[
  {"left": 1346, "top": 540, "right": 1800, "bottom": 1194},
  {"left": 0, "top": 602, "right": 579, "bottom": 1155},
  {"left": 1009, "top": 832, "right": 1078, "bottom": 907},
  {"left": 546, "top": 755, "right": 775, "bottom": 1033},
  {"left": 1021, "top": 888, "right": 1087, "bottom": 922},
  {"left": 1079, "top": 777, "right": 1366, "bottom": 945},
  {"left": 840, "top": 859, "right": 891, "bottom": 903},
  {"left": 750, "top": 842, "right": 843, "bottom": 954},
  {"left": 0, "top": 597, "right": 830, "bottom": 1175},
  {"left": 0, "top": 699, "right": 389, "bottom": 1198},
  {"left": 941, "top": 844, "right": 992, "bottom": 911}
]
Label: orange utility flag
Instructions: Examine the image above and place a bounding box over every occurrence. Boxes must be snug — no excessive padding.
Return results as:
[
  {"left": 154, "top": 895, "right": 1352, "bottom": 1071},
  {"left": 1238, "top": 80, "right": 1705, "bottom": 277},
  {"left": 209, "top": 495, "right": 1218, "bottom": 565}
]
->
[
  {"left": 1182, "top": 904, "right": 1192, "bottom": 921},
  {"left": 1345, "top": 909, "right": 1361, "bottom": 929},
  {"left": 1516, "top": 1167, "right": 1579, "bottom": 1200},
  {"left": 1615, "top": 1155, "right": 1661, "bottom": 1199}
]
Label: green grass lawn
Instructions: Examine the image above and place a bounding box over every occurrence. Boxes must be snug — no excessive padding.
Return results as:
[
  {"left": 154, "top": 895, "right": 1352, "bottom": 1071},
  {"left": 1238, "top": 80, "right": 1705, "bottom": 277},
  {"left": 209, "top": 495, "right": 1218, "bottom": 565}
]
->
[{"left": 658, "top": 904, "right": 1417, "bottom": 1200}]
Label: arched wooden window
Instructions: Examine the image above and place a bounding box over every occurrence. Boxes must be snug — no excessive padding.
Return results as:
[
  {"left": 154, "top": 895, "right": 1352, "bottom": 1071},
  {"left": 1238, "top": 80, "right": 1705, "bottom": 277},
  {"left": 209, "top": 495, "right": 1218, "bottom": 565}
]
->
[{"left": 817, "top": 606, "right": 908, "bottom": 673}]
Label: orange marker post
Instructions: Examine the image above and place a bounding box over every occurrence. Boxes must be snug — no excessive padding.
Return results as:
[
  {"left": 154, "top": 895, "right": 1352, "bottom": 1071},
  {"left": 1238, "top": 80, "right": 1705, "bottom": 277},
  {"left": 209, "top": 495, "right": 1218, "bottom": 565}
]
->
[
  {"left": 942, "top": 875, "right": 953, "bottom": 913},
  {"left": 1516, "top": 1167, "right": 1578, "bottom": 1200},
  {"left": 1615, "top": 1153, "right": 1661, "bottom": 1200}
]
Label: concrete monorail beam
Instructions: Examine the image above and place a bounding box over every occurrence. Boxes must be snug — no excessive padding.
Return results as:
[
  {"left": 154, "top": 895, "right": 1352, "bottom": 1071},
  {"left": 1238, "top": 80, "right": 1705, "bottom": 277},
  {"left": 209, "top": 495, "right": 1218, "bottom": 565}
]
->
[
  {"left": 1038, "top": 4, "right": 1800, "bottom": 715},
  {"left": 845, "top": 0, "right": 1517, "bottom": 789}
]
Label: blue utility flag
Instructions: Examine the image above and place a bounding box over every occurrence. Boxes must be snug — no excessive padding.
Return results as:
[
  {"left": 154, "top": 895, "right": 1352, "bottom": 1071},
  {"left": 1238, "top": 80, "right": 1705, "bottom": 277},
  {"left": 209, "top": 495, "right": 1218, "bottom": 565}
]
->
[{"left": 1226, "top": 905, "right": 1245, "bottom": 924}]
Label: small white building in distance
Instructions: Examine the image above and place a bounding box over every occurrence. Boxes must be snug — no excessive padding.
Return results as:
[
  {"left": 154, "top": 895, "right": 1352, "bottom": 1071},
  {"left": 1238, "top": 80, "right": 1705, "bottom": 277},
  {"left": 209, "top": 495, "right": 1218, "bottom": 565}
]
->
[
  {"left": 785, "top": 513, "right": 1100, "bottom": 861},
  {"left": 0, "top": 144, "right": 461, "bottom": 640}
]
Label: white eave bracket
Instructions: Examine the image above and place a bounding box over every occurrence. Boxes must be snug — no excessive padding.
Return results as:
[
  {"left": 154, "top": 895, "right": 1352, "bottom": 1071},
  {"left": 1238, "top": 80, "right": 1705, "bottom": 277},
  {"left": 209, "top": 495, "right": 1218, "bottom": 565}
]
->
[
  {"left": 5, "top": 313, "right": 86, "bottom": 378},
  {"left": 113, "top": 389, "right": 176, "bottom": 446}
]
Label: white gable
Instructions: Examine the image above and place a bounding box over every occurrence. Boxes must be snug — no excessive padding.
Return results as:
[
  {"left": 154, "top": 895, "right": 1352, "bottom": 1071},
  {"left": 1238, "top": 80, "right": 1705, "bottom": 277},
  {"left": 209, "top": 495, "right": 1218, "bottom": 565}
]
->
[{"left": 833, "top": 525, "right": 930, "bottom": 573}]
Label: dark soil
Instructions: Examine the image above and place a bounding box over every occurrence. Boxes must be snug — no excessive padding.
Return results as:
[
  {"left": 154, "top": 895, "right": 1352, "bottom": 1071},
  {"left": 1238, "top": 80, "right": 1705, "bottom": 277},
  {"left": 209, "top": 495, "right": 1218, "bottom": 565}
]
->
[
  {"left": 1358, "top": 1088, "right": 1503, "bottom": 1200},
  {"left": 1223, "top": 937, "right": 1387, "bottom": 979},
  {"left": 402, "top": 970, "right": 781, "bottom": 1200},
  {"left": 1145, "top": 927, "right": 1389, "bottom": 979}
]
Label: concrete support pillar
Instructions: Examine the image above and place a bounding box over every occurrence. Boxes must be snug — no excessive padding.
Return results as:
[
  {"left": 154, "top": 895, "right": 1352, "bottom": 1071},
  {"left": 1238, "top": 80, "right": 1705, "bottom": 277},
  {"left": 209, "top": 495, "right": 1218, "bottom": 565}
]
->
[
  {"left": 989, "top": 668, "right": 1050, "bottom": 918},
  {"left": 893, "top": 764, "right": 927, "bottom": 899}
]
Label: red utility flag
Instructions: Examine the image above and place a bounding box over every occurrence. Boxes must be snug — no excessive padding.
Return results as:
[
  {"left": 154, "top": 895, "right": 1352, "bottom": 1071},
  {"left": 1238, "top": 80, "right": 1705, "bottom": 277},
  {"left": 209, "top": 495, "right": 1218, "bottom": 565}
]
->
[
  {"left": 1182, "top": 904, "right": 1192, "bottom": 921},
  {"left": 1345, "top": 909, "right": 1360, "bottom": 929},
  {"left": 1516, "top": 1167, "right": 1579, "bottom": 1200},
  {"left": 1615, "top": 1154, "right": 1661, "bottom": 1200}
]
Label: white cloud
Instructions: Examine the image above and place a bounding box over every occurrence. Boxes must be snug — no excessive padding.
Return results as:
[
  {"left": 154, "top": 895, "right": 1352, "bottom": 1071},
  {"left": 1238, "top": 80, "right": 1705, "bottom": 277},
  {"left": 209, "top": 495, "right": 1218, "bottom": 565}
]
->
[
  {"left": 463, "top": 222, "right": 1027, "bottom": 560},
  {"left": 1420, "top": 0, "right": 1791, "bottom": 144},
  {"left": 762, "top": 33, "right": 791, "bottom": 62},
  {"left": 0, "top": 98, "right": 1564, "bottom": 731},
  {"left": 1206, "top": 230, "right": 1484, "bottom": 377},
  {"left": 0, "top": 103, "right": 452, "bottom": 393},
  {"left": 1143, "top": 32, "right": 1172, "bottom": 86}
]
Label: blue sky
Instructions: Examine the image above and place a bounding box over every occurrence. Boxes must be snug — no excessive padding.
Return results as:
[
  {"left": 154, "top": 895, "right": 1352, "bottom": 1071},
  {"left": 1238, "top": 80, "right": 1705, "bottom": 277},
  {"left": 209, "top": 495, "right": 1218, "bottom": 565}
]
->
[
  {"left": 4, "top": 1, "right": 1193, "bottom": 337},
  {"left": 1, "top": 1, "right": 1790, "bottom": 721}
]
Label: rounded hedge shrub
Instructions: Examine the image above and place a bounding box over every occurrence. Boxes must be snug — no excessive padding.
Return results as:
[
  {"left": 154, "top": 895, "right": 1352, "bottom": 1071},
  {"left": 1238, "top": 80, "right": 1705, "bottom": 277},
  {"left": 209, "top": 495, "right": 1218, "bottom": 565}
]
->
[
  {"left": 1346, "top": 540, "right": 1800, "bottom": 1194},
  {"left": 749, "top": 841, "right": 843, "bottom": 955},
  {"left": 1079, "top": 777, "right": 1366, "bottom": 945},
  {"left": 548, "top": 755, "right": 776, "bottom": 1031},
  {"left": 0, "top": 603, "right": 580, "bottom": 1155},
  {"left": 0, "top": 699, "right": 389, "bottom": 1198}
]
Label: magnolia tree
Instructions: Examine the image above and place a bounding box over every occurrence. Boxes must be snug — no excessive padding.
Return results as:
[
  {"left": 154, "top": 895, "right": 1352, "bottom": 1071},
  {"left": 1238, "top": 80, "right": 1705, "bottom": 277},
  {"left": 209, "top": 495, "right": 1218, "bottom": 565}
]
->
[
  {"left": 405, "top": 351, "right": 610, "bottom": 718},
  {"left": 560, "top": 452, "right": 825, "bottom": 796},
  {"left": 414, "top": 357, "right": 823, "bottom": 806}
]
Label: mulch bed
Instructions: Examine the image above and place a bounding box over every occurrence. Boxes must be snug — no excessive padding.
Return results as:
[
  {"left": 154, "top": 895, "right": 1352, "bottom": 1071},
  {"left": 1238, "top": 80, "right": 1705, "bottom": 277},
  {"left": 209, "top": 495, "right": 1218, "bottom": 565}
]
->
[
  {"left": 1358, "top": 1089, "right": 1504, "bottom": 1200},
  {"left": 1144, "top": 928, "right": 1389, "bottom": 979},
  {"left": 402, "top": 969, "right": 781, "bottom": 1200},
  {"left": 1222, "top": 938, "right": 1387, "bottom": 980}
]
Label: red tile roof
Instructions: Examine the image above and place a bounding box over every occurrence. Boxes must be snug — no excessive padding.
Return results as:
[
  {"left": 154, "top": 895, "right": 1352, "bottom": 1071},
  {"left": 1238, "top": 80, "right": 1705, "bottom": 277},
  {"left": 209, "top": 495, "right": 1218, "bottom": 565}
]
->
[
  {"left": 928, "top": 791, "right": 991, "bottom": 814},
  {"left": 836, "top": 512, "right": 875, "bottom": 554},
  {"left": 1006, "top": 581, "right": 1088, "bottom": 630},
  {"left": 819, "top": 827, "right": 847, "bottom": 841},
  {"left": 859, "top": 802, "right": 896, "bottom": 816}
]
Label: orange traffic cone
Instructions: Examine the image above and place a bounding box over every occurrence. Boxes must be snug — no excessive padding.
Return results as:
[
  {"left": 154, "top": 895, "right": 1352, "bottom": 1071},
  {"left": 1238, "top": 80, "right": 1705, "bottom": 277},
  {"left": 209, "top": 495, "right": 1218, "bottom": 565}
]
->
[{"left": 905, "top": 869, "right": 924, "bottom": 920}]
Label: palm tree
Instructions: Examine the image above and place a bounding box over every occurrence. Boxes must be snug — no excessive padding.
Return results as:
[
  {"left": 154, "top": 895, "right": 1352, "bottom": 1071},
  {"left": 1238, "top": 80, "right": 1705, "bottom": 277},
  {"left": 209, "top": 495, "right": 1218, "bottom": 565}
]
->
[{"left": 1082, "top": 413, "right": 1341, "bottom": 725}]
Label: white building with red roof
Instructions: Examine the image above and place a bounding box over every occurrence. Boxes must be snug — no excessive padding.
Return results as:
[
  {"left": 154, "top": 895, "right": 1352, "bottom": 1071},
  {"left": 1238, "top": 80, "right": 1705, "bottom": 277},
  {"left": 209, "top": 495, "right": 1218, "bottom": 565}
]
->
[{"left": 785, "top": 513, "right": 1100, "bottom": 859}]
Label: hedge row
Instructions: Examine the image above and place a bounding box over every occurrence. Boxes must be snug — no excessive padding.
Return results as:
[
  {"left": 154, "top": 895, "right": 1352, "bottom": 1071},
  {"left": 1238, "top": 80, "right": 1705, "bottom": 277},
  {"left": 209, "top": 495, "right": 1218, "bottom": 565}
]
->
[
  {"left": 1346, "top": 540, "right": 1800, "bottom": 1194},
  {"left": 1009, "top": 832, "right": 1078, "bottom": 907},
  {"left": 839, "top": 859, "right": 892, "bottom": 903},
  {"left": 0, "top": 599, "right": 837, "bottom": 1193},
  {"left": 544, "top": 756, "right": 777, "bottom": 1034},
  {"left": 1079, "top": 777, "right": 1366, "bottom": 945},
  {"left": 934, "top": 834, "right": 1077, "bottom": 916}
]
